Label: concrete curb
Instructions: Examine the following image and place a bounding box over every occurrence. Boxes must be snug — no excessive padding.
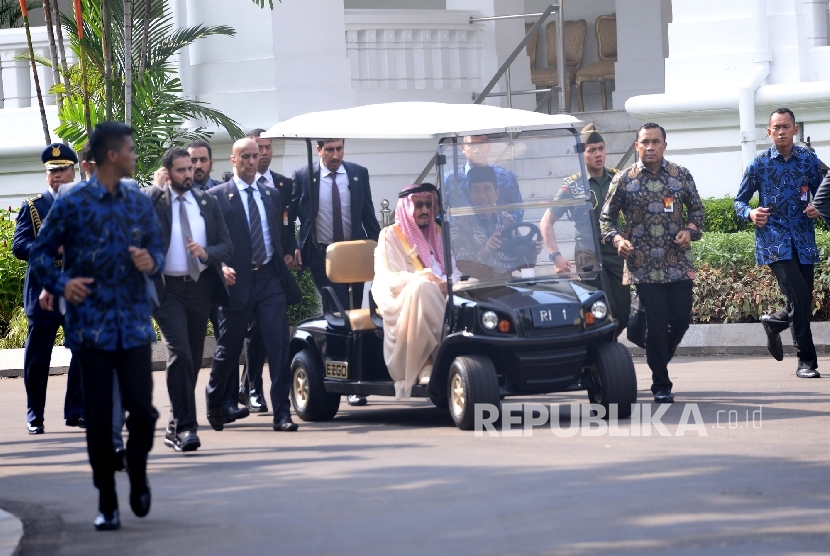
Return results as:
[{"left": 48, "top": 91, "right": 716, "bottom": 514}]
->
[
  {"left": 1, "top": 322, "right": 828, "bottom": 378},
  {"left": 0, "top": 510, "right": 23, "bottom": 556}
]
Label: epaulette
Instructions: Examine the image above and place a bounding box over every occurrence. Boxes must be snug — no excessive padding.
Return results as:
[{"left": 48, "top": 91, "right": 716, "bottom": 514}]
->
[
  {"left": 563, "top": 172, "right": 586, "bottom": 198},
  {"left": 25, "top": 195, "right": 44, "bottom": 237}
]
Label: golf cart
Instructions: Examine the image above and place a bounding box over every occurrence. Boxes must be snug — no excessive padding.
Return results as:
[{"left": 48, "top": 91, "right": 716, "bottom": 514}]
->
[{"left": 263, "top": 102, "right": 637, "bottom": 430}]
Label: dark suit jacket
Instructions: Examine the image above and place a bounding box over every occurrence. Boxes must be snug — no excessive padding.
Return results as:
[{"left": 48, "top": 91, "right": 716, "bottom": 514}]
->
[
  {"left": 813, "top": 171, "right": 830, "bottom": 228},
  {"left": 208, "top": 179, "right": 287, "bottom": 311},
  {"left": 144, "top": 185, "right": 233, "bottom": 306},
  {"left": 12, "top": 190, "right": 61, "bottom": 318},
  {"left": 291, "top": 160, "right": 381, "bottom": 263}
]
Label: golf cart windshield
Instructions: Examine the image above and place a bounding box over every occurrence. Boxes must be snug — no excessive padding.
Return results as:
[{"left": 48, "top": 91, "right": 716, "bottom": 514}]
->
[{"left": 439, "top": 131, "right": 600, "bottom": 288}]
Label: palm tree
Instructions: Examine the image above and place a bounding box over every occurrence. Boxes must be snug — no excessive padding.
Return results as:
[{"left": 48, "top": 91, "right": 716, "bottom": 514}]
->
[
  {"left": 55, "top": 0, "right": 243, "bottom": 184},
  {"left": 123, "top": 0, "right": 132, "bottom": 126},
  {"left": 0, "top": 0, "right": 37, "bottom": 28}
]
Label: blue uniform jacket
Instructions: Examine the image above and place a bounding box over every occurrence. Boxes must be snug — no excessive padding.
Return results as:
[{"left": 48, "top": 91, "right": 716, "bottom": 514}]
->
[
  {"left": 12, "top": 190, "right": 62, "bottom": 318},
  {"left": 29, "top": 179, "right": 165, "bottom": 351},
  {"left": 735, "top": 145, "right": 824, "bottom": 265}
]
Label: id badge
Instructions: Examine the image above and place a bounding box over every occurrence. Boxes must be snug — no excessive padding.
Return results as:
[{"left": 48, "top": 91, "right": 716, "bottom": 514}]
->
[
  {"left": 283, "top": 209, "right": 289, "bottom": 226},
  {"left": 663, "top": 197, "right": 674, "bottom": 213},
  {"left": 801, "top": 185, "right": 809, "bottom": 202}
]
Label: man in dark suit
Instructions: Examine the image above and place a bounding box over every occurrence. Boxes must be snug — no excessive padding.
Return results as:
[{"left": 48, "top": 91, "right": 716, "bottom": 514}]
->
[
  {"left": 238, "top": 129, "right": 298, "bottom": 412},
  {"left": 206, "top": 138, "right": 296, "bottom": 432},
  {"left": 12, "top": 143, "right": 84, "bottom": 434},
  {"left": 146, "top": 148, "right": 233, "bottom": 453},
  {"left": 188, "top": 139, "right": 223, "bottom": 191},
  {"left": 292, "top": 139, "right": 381, "bottom": 406}
]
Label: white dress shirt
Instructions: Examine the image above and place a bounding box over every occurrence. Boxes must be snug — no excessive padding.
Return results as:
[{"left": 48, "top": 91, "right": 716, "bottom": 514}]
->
[
  {"left": 316, "top": 165, "right": 352, "bottom": 244},
  {"left": 256, "top": 169, "right": 273, "bottom": 189},
  {"left": 234, "top": 175, "right": 274, "bottom": 263},
  {"left": 164, "top": 189, "right": 208, "bottom": 276}
]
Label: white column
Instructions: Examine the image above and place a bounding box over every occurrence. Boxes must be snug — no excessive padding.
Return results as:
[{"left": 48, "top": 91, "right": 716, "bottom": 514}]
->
[
  {"left": 612, "top": 0, "right": 670, "bottom": 109},
  {"left": 1, "top": 49, "right": 31, "bottom": 108},
  {"left": 803, "top": 0, "right": 829, "bottom": 47},
  {"left": 447, "top": 0, "right": 535, "bottom": 110}
]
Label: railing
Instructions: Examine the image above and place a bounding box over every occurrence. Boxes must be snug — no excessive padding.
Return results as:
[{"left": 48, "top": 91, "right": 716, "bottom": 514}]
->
[
  {"left": 344, "top": 10, "right": 484, "bottom": 92},
  {"left": 471, "top": 3, "right": 565, "bottom": 114},
  {"left": 0, "top": 27, "right": 72, "bottom": 110}
]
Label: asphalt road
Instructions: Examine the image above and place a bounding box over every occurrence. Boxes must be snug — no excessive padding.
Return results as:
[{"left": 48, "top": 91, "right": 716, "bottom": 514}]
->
[{"left": 0, "top": 356, "right": 828, "bottom": 555}]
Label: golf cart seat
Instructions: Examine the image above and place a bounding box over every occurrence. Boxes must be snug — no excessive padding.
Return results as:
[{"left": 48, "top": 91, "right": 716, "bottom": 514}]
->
[{"left": 324, "top": 240, "right": 382, "bottom": 331}]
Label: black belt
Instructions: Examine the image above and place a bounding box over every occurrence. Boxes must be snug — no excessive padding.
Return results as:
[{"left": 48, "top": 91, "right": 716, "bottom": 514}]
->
[
  {"left": 166, "top": 273, "right": 200, "bottom": 282},
  {"left": 251, "top": 262, "right": 267, "bottom": 271}
]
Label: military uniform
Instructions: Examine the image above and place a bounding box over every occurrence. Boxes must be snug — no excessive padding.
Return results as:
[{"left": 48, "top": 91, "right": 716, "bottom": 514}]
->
[
  {"left": 12, "top": 143, "right": 84, "bottom": 434},
  {"left": 552, "top": 167, "right": 631, "bottom": 336}
]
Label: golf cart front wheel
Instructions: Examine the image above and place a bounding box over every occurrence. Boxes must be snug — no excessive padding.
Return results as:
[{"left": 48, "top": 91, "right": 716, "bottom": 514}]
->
[{"left": 447, "top": 355, "right": 501, "bottom": 430}]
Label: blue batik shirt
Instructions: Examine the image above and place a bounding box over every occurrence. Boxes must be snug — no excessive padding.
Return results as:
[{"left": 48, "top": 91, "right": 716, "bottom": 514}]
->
[
  {"left": 442, "top": 162, "right": 524, "bottom": 220},
  {"left": 735, "top": 145, "right": 823, "bottom": 265},
  {"left": 29, "top": 178, "right": 165, "bottom": 351}
]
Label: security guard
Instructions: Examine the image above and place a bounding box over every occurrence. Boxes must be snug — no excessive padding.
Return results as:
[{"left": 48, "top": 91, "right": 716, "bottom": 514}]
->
[
  {"left": 12, "top": 143, "right": 85, "bottom": 434},
  {"left": 540, "top": 124, "right": 630, "bottom": 337}
]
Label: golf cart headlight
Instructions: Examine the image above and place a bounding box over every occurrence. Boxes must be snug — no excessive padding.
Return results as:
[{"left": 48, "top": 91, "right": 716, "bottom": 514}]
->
[
  {"left": 590, "top": 300, "right": 608, "bottom": 320},
  {"left": 481, "top": 311, "right": 498, "bottom": 330}
]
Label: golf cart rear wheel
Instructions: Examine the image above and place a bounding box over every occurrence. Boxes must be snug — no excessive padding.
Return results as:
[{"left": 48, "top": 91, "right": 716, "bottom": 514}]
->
[
  {"left": 290, "top": 349, "right": 341, "bottom": 421},
  {"left": 447, "top": 355, "right": 501, "bottom": 430},
  {"left": 587, "top": 342, "right": 637, "bottom": 419}
]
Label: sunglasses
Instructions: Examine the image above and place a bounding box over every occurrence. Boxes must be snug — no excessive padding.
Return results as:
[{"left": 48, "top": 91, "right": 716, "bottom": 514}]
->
[{"left": 414, "top": 200, "right": 433, "bottom": 210}]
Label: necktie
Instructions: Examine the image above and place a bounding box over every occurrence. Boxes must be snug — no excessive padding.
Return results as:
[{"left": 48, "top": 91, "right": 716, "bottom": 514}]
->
[
  {"left": 246, "top": 186, "right": 267, "bottom": 265},
  {"left": 330, "top": 171, "right": 344, "bottom": 243},
  {"left": 177, "top": 196, "right": 201, "bottom": 282}
]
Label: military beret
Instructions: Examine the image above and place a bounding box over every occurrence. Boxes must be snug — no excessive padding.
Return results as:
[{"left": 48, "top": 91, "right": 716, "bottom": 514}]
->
[{"left": 41, "top": 143, "right": 78, "bottom": 169}]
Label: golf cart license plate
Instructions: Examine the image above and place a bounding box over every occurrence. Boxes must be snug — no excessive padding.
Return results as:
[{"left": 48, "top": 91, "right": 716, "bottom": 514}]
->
[
  {"left": 532, "top": 304, "right": 578, "bottom": 328},
  {"left": 326, "top": 361, "right": 349, "bottom": 379}
]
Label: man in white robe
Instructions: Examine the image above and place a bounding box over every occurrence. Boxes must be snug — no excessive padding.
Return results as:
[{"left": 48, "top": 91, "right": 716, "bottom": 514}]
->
[{"left": 372, "top": 184, "right": 459, "bottom": 399}]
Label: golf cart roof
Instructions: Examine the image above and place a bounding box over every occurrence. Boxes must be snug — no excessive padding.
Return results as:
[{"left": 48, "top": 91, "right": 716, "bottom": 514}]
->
[{"left": 262, "top": 102, "right": 581, "bottom": 140}]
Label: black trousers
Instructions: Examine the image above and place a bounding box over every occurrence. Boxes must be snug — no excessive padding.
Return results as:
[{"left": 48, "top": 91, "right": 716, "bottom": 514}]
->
[
  {"left": 207, "top": 267, "right": 292, "bottom": 421},
  {"left": 587, "top": 249, "right": 630, "bottom": 338},
  {"left": 78, "top": 345, "right": 157, "bottom": 511},
  {"left": 153, "top": 275, "right": 213, "bottom": 435},
  {"left": 308, "top": 244, "right": 364, "bottom": 310},
  {"left": 242, "top": 321, "right": 266, "bottom": 397},
  {"left": 636, "top": 280, "right": 693, "bottom": 394},
  {"left": 24, "top": 315, "right": 84, "bottom": 423},
  {"left": 767, "top": 258, "right": 817, "bottom": 370}
]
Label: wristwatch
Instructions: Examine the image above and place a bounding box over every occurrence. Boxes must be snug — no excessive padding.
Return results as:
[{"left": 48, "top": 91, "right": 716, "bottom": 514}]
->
[
  {"left": 548, "top": 251, "right": 561, "bottom": 261},
  {"left": 685, "top": 227, "right": 700, "bottom": 241}
]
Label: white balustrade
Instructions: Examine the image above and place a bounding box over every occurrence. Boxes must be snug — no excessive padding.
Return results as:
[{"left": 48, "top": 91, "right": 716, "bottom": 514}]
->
[
  {"left": 344, "top": 9, "right": 483, "bottom": 92},
  {"left": 0, "top": 27, "right": 73, "bottom": 110}
]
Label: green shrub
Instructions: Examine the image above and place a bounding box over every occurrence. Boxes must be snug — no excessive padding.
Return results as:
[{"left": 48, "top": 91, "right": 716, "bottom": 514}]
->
[
  {"left": 0, "top": 207, "right": 26, "bottom": 337},
  {"left": 702, "top": 195, "right": 828, "bottom": 233},
  {"left": 288, "top": 268, "right": 321, "bottom": 326},
  {"left": 0, "top": 306, "right": 65, "bottom": 349},
  {"left": 693, "top": 230, "right": 830, "bottom": 270}
]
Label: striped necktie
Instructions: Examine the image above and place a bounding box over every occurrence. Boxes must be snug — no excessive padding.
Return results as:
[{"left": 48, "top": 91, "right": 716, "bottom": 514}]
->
[{"left": 246, "top": 185, "right": 267, "bottom": 265}]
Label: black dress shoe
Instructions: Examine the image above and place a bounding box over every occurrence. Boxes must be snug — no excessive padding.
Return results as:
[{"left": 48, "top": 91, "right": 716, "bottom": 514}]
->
[
  {"left": 224, "top": 405, "right": 250, "bottom": 423},
  {"left": 113, "top": 449, "right": 126, "bottom": 472},
  {"left": 93, "top": 509, "right": 121, "bottom": 531},
  {"left": 66, "top": 415, "right": 86, "bottom": 428},
  {"left": 179, "top": 431, "right": 201, "bottom": 452},
  {"left": 654, "top": 390, "right": 675, "bottom": 403},
  {"left": 249, "top": 391, "right": 268, "bottom": 413},
  {"left": 206, "top": 407, "right": 225, "bottom": 431},
  {"left": 796, "top": 368, "right": 820, "bottom": 378},
  {"left": 273, "top": 416, "right": 298, "bottom": 432},
  {"left": 27, "top": 420, "right": 44, "bottom": 435},
  {"left": 761, "top": 315, "right": 784, "bottom": 361},
  {"left": 347, "top": 395, "right": 368, "bottom": 407},
  {"left": 129, "top": 479, "right": 151, "bottom": 518}
]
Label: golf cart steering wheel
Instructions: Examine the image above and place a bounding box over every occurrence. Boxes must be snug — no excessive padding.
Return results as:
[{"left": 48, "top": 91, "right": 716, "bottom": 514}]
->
[{"left": 496, "top": 222, "right": 542, "bottom": 268}]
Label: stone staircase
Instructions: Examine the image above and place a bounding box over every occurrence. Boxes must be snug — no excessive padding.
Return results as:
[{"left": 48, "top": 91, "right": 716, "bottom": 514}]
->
[{"left": 572, "top": 109, "right": 641, "bottom": 170}]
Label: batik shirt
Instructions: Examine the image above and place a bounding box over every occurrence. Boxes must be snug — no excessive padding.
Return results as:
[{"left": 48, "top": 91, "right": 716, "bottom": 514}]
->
[
  {"left": 734, "top": 145, "right": 823, "bottom": 265},
  {"left": 600, "top": 158, "right": 704, "bottom": 284},
  {"left": 443, "top": 163, "right": 524, "bottom": 220},
  {"left": 30, "top": 178, "right": 165, "bottom": 351}
]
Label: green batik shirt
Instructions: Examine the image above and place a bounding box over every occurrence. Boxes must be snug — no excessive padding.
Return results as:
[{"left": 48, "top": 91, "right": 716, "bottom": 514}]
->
[
  {"left": 552, "top": 167, "right": 619, "bottom": 254},
  {"left": 599, "top": 158, "right": 705, "bottom": 284}
]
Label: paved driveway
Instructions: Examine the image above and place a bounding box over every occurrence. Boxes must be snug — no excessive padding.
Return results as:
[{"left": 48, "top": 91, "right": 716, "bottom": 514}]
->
[{"left": 0, "top": 356, "right": 828, "bottom": 555}]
